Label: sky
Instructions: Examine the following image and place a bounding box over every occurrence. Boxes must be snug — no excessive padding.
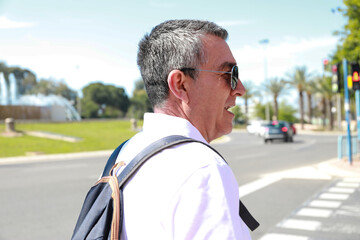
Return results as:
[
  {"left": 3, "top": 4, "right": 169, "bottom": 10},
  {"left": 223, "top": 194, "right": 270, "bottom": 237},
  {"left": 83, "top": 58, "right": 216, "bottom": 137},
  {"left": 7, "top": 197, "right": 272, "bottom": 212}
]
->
[{"left": 0, "top": 0, "right": 346, "bottom": 102}]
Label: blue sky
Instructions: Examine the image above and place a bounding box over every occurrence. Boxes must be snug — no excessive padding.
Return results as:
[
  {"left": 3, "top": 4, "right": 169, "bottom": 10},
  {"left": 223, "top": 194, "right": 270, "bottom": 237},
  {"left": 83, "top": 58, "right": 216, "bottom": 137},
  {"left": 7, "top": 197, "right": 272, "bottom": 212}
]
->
[{"left": 0, "top": 0, "right": 346, "bottom": 100}]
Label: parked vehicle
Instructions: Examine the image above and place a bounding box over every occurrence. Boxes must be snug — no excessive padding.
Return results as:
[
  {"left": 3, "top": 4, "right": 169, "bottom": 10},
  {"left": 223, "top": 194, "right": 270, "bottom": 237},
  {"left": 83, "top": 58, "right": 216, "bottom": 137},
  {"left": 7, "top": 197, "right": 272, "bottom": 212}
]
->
[
  {"left": 290, "top": 122, "right": 296, "bottom": 135},
  {"left": 258, "top": 122, "right": 273, "bottom": 137},
  {"left": 247, "top": 120, "right": 270, "bottom": 137},
  {"left": 246, "top": 120, "right": 262, "bottom": 135},
  {"left": 263, "top": 120, "right": 294, "bottom": 143}
]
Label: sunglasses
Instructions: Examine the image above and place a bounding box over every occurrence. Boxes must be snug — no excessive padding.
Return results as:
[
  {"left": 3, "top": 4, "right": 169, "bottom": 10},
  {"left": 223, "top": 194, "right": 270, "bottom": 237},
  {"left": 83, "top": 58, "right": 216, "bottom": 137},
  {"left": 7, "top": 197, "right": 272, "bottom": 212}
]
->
[{"left": 180, "top": 65, "right": 239, "bottom": 90}]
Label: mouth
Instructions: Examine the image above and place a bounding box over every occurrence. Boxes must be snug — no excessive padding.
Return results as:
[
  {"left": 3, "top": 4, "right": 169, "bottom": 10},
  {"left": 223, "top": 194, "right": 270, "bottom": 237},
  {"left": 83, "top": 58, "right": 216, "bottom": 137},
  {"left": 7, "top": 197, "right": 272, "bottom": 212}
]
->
[{"left": 225, "top": 105, "right": 235, "bottom": 112}]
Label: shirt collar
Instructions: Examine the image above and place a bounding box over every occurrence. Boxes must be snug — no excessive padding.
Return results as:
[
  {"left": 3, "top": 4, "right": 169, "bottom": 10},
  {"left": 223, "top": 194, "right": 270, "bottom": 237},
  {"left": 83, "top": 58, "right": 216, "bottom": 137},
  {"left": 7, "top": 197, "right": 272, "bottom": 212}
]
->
[{"left": 142, "top": 113, "right": 208, "bottom": 144}]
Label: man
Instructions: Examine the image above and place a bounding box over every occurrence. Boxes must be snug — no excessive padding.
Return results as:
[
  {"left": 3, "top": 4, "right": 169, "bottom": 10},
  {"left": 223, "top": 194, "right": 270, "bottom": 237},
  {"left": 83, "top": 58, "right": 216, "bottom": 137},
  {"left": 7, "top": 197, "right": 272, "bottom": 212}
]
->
[{"left": 116, "top": 19, "right": 250, "bottom": 239}]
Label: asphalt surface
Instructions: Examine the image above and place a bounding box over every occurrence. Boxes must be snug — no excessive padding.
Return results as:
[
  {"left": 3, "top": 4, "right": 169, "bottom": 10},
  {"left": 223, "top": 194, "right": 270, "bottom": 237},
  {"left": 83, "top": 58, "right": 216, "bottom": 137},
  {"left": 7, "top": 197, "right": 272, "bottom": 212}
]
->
[
  {"left": 214, "top": 130, "right": 360, "bottom": 240},
  {"left": 0, "top": 130, "right": 359, "bottom": 240}
]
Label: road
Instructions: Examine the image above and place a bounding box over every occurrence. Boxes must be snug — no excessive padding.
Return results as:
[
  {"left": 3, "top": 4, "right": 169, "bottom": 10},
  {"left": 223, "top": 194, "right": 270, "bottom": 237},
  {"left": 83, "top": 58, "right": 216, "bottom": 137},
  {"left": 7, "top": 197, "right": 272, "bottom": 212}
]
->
[
  {"left": 213, "top": 132, "right": 359, "bottom": 240},
  {"left": 0, "top": 131, "right": 358, "bottom": 240}
]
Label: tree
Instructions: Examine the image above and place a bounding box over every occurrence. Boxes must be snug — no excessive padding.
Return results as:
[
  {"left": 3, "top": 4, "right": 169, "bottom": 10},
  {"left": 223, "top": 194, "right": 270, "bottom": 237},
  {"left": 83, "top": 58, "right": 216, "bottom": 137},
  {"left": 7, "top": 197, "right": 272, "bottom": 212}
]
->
[
  {"left": 254, "top": 101, "right": 297, "bottom": 123},
  {"left": 107, "top": 85, "right": 129, "bottom": 115},
  {"left": 316, "top": 75, "right": 335, "bottom": 130},
  {"left": 28, "top": 78, "right": 78, "bottom": 102},
  {"left": 81, "top": 82, "right": 129, "bottom": 118},
  {"left": 20, "top": 71, "right": 37, "bottom": 95},
  {"left": 285, "top": 66, "right": 312, "bottom": 129},
  {"left": 332, "top": 0, "right": 360, "bottom": 63},
  {"left": 263, "top": 77, "right": 287, "bottom": 121},
  {"left": 278, "top": 100, "right": 298, "bottom": 123},
  {"left": 241, "top": 80, "right": 259, "bottom": 123},
  {"left": 128, "top": 79, "right": 152, "bottom": 120},
  {"left": 304, "top": 78, "right": 317, "bottom": 124},
  {"left": 254, "top": 102, "right": 273, "bottom": 121},
  {"left": 0, "top": 62, "right": 37, "bottom": 95},
  {"left": 81, "top": 99, "right": 99, "bottom": 118},
  {"left": 134, "top": 78, "right": 145, "bottom": 91},
  {"left": 229, "top": 105, "right": 245, "bottom": 124}
]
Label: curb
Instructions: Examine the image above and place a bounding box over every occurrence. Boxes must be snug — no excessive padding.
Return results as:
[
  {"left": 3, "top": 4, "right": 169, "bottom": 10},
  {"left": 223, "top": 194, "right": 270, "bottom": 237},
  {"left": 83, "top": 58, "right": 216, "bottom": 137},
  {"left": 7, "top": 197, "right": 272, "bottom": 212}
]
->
[
  {"left": 0, "top": 136, "right": 231, "bottom": 165},
  {"left": 212, "top": 135, "right": 231, "bottom": 144},
  {"left": 317, "top": 158, "right": 360, "bottom": 178},
  {"left": 297, "top": 130, "right": 347, "bottom": 136},
  {"left": 0, "top": 150, "right": 113, "bottom": 165}
]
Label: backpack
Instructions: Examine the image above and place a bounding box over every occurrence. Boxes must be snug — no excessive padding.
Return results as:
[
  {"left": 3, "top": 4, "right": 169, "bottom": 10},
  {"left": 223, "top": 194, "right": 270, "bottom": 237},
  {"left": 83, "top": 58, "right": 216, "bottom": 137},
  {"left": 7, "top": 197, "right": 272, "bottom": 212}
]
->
[{"left": 71, "top": 135, "right": 259, "bottom": 240}]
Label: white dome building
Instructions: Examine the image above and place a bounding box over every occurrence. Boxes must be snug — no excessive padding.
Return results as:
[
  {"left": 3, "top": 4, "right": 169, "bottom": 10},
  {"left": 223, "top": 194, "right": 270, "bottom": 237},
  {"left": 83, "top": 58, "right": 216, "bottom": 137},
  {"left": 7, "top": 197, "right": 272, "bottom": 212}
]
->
[
  {"left": 16, "top": 94, "right": 81, "bottom": 121},
  {"left": 0, "top": 72, "right": 81, "bottom": 121}
]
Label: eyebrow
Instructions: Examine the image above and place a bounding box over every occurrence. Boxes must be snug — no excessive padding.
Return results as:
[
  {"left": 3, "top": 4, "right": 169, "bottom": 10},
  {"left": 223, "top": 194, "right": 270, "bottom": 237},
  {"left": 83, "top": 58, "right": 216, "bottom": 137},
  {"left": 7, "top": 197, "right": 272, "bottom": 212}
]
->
[{"left": 217, "top": 61, "right": 236, "bottom": 71}]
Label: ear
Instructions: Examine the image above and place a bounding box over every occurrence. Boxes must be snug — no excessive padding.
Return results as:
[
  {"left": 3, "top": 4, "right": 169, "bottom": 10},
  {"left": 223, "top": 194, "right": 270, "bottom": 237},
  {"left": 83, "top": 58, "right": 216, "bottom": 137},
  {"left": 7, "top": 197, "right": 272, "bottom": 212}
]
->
[{"left": 167, "top": 70, "right": 190, "bottom": 104}]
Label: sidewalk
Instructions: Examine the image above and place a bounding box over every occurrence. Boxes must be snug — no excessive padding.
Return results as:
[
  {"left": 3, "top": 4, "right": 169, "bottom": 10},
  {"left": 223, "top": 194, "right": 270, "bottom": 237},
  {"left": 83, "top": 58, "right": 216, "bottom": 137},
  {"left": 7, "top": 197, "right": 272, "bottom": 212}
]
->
[
  {"left": 320, "top": 157, "right": 360, "bottom": 178},
  {"left": 296, "top": 128, "right": 350, "bottom": 136}
]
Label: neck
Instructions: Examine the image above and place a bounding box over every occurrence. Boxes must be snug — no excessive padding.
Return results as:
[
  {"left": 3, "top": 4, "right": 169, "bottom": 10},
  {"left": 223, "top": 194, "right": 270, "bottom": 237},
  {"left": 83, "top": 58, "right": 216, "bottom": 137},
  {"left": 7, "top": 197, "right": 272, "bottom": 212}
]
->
[{"left": 154, "top": 105, "right": 215, "bottom": 143}]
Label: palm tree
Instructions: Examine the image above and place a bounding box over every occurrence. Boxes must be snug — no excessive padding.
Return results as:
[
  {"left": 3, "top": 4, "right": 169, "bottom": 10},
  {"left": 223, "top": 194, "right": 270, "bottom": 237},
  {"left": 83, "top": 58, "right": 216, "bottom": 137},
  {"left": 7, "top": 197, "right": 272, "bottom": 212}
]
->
[
  {"left": 242, "top": 80, "right": 259, "bottom": 124},
  {"left": 286, "top": 66, "right": 312, "bottom": 129},
  {"left": 304, "top": 79, "right": 317, "bottom": 124},
  {"left": 316, "top": 75, "right": 335, "bottom": 130},
  {"left": 264, "top": 77, "right": 287, "bottom": 121}
]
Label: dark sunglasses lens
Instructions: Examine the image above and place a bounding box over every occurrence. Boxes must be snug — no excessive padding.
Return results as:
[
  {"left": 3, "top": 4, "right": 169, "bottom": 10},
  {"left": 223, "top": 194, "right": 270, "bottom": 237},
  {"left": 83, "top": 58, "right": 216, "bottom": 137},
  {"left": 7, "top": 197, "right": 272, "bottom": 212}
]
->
[{"left": 231, "top": 66, "right": 238, "bottom": 90}]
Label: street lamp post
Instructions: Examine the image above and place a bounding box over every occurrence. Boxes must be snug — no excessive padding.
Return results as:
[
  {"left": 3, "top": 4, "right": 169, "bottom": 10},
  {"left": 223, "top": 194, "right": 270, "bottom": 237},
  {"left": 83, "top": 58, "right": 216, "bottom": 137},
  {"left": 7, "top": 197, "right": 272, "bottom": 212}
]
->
[{"left": 260, "top": 39, "right": 270, "bottom": 121}]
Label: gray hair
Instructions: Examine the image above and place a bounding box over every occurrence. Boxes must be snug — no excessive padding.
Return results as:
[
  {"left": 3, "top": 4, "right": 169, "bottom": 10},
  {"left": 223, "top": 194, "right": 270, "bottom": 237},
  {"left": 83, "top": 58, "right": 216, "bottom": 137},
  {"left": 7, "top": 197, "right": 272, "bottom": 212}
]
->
[{"left": 137, "top": 19, "right": 228, "bottom": 107}]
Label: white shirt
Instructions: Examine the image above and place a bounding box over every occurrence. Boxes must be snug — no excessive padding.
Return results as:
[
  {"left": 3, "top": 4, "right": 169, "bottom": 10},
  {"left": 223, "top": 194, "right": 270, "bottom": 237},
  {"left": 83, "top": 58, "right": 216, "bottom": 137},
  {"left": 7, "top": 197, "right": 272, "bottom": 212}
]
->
[{"left": 116, "top": 113, "right": 251, "bottom": 240}]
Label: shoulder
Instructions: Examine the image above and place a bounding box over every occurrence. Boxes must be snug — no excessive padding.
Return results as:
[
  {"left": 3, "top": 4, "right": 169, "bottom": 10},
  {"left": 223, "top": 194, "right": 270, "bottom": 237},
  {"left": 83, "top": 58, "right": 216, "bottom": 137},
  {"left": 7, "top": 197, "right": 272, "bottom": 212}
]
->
[
  {"left": 116, "top": 135, "right": 230, "bottom": 185},
  {"left": 166, "top": 141, "right": 227, "bottom": 167},
  {"left": 147, "top": 141, "right": 232, "bottom": 187}
]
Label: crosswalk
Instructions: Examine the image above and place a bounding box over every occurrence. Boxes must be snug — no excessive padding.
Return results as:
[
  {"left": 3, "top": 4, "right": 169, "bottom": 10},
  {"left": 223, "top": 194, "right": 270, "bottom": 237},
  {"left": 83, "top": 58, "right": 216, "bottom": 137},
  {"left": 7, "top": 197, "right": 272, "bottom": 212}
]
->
[{"left": 258, "top": 177, "right": 360, "bottom": 240}]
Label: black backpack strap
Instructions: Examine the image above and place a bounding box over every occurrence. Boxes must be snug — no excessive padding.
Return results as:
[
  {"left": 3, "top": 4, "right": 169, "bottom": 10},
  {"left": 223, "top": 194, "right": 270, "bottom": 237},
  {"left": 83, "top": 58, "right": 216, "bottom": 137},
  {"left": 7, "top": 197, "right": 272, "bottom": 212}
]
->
[
  {"left": 101, "top": 139, "right": 129, "bottom": 177},
  {"left": 239, "top": 200, "right": 259, "bottom": 231},
  {"left": 113, "top": 135, "right": 259, "bottom": 232},
  {"left": 117, "top": 135, "right": 224, "bottom": 186},
  {"left": 117, "top": 135, "right": 196, "bottom": 186}
]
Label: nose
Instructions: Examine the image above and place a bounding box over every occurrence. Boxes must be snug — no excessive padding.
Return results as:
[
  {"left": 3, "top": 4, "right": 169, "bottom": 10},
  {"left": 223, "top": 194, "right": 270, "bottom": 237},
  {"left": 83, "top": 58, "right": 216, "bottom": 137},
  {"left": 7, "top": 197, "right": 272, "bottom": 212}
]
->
[{"left": 231, "top": 79, "right": 246, "bottom": 97}]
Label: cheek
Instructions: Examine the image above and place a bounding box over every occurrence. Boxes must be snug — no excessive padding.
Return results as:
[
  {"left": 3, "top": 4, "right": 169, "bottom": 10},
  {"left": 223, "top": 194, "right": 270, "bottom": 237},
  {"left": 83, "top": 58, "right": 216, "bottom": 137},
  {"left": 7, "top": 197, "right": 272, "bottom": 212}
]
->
[{"left": 212, "top": 97, "right": 227, "bottom": 116}]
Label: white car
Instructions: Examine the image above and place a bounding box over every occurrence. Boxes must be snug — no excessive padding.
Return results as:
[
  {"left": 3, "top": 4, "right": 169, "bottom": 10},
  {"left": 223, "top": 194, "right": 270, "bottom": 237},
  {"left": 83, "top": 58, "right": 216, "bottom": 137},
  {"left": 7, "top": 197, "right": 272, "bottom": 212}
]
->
[{"left": 246, "top": 120, "right": 263, "bottom": 135}]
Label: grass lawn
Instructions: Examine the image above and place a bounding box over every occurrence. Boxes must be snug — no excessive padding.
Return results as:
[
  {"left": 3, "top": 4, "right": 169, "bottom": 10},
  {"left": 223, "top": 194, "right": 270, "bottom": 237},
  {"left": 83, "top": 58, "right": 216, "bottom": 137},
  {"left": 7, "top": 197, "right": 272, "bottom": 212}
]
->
[{"left": 0, "top": 120, "right": 139, "bottom": 158}]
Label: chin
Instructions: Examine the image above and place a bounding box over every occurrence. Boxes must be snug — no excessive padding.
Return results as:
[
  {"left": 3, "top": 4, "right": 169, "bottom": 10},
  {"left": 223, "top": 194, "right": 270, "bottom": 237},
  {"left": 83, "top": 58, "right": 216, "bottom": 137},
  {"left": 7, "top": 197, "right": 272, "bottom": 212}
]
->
[
  {"left": 224, "top": 126, "right": 233, "bottom": 135},
  {"left": 218, "top": 123, "right": 233, "bottom": 137}
]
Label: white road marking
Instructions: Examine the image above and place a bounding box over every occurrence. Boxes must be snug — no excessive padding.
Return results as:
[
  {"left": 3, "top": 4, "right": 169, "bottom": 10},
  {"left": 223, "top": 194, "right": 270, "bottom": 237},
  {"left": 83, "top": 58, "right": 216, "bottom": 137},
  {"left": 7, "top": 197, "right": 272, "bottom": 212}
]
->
[
  {"left": 319, "top": 193, "right": 349, "bottom": 200},
  {"left": 238, "top": 176, "right": 281, "bottom": 198},
  {"left": 343, "top": 177, "right": 360, "bottom": 183},
  {"left": 328, "top": 187, "right": 355, "bottom": 193},
  {"left": 320, "top": 221, "right": 360, "bottom": 234},
  {"left": 264, "top": 166, "right": 332, "bottom": 180},
  {"left": 308, "top": 200, "right": 342, "bottom": 208},
  {"left": 259, "top": 233, "right": 309, "bottom": 240},
  {"left": 238, "top": 165, "right": 332, "bottom": 198},
  {"left": 296, "top": 208, "right": 333, "bottom": 218},
  {"left": 256, "top": 171, "right": 360, "bottom": 240},
  {"left": 336, "top": 182, "right": 360, "bottom": 188},
  {"left": 278, "top": 219, "right": 322, "bottom": 231}
]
